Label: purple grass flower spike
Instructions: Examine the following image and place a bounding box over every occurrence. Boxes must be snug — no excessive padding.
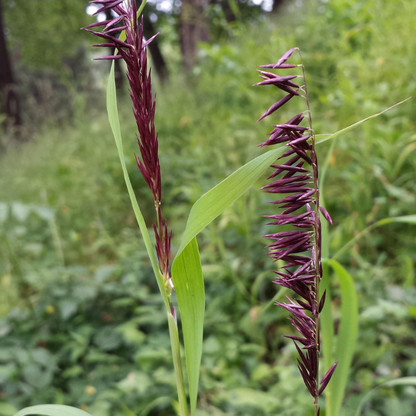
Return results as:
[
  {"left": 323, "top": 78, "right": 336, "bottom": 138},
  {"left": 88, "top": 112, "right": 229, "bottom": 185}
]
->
[
  {"left": 83, "top": 1, "right": 172, "bottom": 286},
  {"left": 256, "top": 48, "right": 337, "bottom": 415}
]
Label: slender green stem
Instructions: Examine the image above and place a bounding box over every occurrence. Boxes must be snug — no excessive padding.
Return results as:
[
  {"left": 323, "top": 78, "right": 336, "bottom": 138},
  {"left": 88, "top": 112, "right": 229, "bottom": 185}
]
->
[
  {"left": 315, "top": 97, "right": 411, "bottom": 145},
  {"left": 107, "top": 63, "right": 187, "bottom": 415},
  {"left": 297, "top": 48, "right": 321, "bottom": 416},
  {"left": 332, "top": 216, "right": 412, "bottom": 260},
  {"left": 168, "top": 312, "right": 189, "bottom": 416},
  {"left": 319, "top": 141, "right": 337, "bottom": 414}
]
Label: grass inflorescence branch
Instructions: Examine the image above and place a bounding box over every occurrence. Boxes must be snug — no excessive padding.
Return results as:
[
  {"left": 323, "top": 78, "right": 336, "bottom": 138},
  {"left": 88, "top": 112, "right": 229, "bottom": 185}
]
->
[
  {"left": 256, "top": 48, "right": 338, "bottom": 415},
  {"left": 83, "top": 0, "right": 173, "bottom": 291}
]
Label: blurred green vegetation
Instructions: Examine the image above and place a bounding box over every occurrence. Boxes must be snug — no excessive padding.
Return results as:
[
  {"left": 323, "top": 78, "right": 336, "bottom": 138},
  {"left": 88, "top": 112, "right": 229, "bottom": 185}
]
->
[{"left": 1, "top": 0, "right": 416, "bottom": 415}]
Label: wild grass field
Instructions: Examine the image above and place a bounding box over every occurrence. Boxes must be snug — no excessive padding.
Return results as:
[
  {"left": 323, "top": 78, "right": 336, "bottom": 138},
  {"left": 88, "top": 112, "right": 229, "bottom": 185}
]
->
[{"left": 0, "top": 0, "right": 415, "bottom": 415}]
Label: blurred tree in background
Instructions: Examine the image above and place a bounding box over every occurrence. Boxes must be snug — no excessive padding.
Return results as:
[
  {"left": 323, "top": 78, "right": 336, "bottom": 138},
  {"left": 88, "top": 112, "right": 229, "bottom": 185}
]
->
[
  {"left": 0, "top": 0, "right": 20, "bottom": 129},
  {"left": 0, "top": 0, "right": 273, "bottom": 131},
  {"left": 3, "top": 0, "right": 90, "bottom": 70},
  {"left": 2, "top": 0, "right": 93, "bottom": 132},
  {"left": 180, "top": 0, "right": 210, "bottom": 71}
]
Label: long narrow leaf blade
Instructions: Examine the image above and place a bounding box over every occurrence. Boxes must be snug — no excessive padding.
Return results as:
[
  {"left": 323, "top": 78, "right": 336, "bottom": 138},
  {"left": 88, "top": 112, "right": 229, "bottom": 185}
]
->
[
  {"left": 171, "top": 146, "right": 285, "bottom": 415},
  {"left": 316, "top": 97, "right": 411, "bottom": 145},
  {"left": 14, "top": 405, "right": 92, "bottom": 416},
  {"left": 376, "top": 215, "right": 416, "bottom": 225},
  {"left": 333, "top": 215, "right": 416, "bottom": 260},
  {"left": 106, "top": 63, "right": 169, "bottom": 308},
  {"left": 176, "top": 105, "right": 390, "bottom": 259},
  {"left": 171, "top": 238, "right": 204, "bottom": 416},
  {"left": 175, "top": 146, "right": 286, "bottom": 257},
  {"left": 324, "top": 259, "right": 359, "bottom": 416}
]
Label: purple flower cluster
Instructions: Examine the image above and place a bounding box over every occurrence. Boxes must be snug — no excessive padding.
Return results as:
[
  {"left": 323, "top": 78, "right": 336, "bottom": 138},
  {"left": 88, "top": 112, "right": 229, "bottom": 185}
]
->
[
  {"left": 83, "top": 1, "right": 171, "bottom": 279},
  {"left": 256, "top": 48, "right": 337, "bottom": 412}
]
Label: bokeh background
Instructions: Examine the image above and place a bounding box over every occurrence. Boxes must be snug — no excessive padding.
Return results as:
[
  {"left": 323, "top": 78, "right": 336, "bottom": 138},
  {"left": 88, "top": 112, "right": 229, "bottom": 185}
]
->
[{"left": 0, "top": 0, "right": 415, "bottom": 415}]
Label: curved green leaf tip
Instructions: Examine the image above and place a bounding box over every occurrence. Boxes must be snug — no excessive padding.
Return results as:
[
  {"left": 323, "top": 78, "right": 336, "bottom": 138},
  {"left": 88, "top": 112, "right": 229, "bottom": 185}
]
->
[{"left": 175, "top": 146, "right": 286, "bottom": 257}]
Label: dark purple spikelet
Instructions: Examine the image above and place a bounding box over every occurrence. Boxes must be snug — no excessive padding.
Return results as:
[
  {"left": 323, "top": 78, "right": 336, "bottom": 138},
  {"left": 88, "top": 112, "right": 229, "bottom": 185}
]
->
[
  {"left": 83, "top": 1, "right": 171, "bottom": 281},
  {"left": 256, "top": 48, "right": 337, "bottom": 413}
]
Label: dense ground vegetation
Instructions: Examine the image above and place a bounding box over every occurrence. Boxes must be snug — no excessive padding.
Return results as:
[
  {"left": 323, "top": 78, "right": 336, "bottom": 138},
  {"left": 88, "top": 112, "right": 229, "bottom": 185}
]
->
[{"left": 0, "top": 0, "right": 415, "bottom": 415}]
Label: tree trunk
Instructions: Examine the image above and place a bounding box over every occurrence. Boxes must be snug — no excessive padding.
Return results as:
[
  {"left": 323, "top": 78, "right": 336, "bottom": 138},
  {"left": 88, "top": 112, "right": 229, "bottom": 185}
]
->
[
  {"left": 180, "top": 0, "right": 210, "bottom": 71},
  {"left": 0, "top": 0, "right": 21, "bottom": 129},
  {"left": 271, "top": 0, "right": 286, "bottom": 13},
  {"left": 222, "top": 0, "right": 237, "bottom": 23}
]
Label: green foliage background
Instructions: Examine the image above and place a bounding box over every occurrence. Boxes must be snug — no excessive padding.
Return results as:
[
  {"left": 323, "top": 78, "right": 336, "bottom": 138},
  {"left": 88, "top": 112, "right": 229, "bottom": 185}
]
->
[
  {"left": 0, "top": 0, "right": 416, "bottom": 415},
  {"left": 4, "top": 0, "right": 90, "bottom": 70}
]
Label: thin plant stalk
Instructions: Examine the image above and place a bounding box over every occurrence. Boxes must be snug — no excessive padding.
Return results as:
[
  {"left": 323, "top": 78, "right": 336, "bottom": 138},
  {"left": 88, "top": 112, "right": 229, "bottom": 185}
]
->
[
  {"left": 298, "top": 48, "right": 321, "bottom": 415},
  {"left": 255, "top": 48, "right": 338, "bottom": 415},
  {"left": 168, "top": 312, "right": 189, "bottom": 416},
  {"left": 83, "top": 1, "right": 188, "bottom": 413}
]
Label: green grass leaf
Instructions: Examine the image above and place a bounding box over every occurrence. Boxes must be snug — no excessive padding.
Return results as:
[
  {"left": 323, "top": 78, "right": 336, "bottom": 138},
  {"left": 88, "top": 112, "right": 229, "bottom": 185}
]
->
[
  {"left": 323, "top": 259, "right": 359, "bottom": 416},
  {"left": 354, "top": 377, "right": 416, "bottom": 416},
  {"left": 106, "top": 63, "right": 169, "bottom": 309},
  {"left": 315, "top": 97, "right": 411, "bottom": 145},
  {"left": 171, "top": 146, "right": 285, "bottom": 415},
  {"left": 333, "top": 215, "right": 416, "bottom": 260},
  {"left": 14, "top": 405, "right": 92, "bottom": 416},
  {"left": 171, "top": 238, "right": 204, "bottom": 416},
  {"left": 175, "top": 146, "right": 286, "bottom": 257}
]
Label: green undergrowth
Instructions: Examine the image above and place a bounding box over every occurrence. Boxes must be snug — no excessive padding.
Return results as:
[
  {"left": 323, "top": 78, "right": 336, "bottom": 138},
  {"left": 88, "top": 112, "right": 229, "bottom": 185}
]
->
[{"left": 1, "top": 0, "right": 416, "bottom": 415}]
